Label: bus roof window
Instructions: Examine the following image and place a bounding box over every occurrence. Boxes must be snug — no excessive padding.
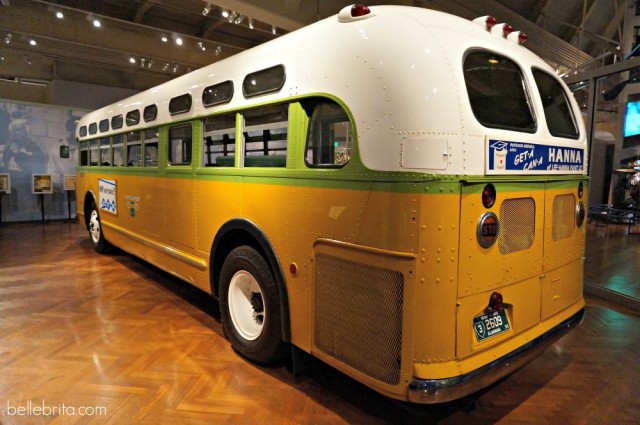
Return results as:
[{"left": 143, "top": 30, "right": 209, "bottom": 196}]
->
[
  {"left": 89, "top": 122, "right": 97, "bottom": 135},
  {"left": 111, "top": 114, "right": 123, "bottom": 130},
  {"left": 243, "top": 65, "right": 286, "bottom": 98},
  {"left": 99, "top": 119, "right": 109, "bottom": 133},
  {"left": 143, "top": 105, "right": 157, "bottom": 122},
  {"left": 532, "top": 69, "right": 579, "bottom": 139},
  {"left": 79, "top": 126, "right": 87, "bottom": 137},
  {"left": 169, "top": 94, "right": 192, "bottom": 115},
  {"left": 203, "top": 81, "right": 234, "bottom": 107},
  {"left": 464, "top": 50, "right": 536, "bottom": 133},
  {"left": 126, "top": 109, "right": 140, "bottom": 126}
]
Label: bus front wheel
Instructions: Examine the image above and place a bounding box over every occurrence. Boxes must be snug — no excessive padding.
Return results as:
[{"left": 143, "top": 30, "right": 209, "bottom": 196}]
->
[
  {"left": 88, "top": 202, "right": 110, "bottom": 253},
  {"left": 219, "top": 246, "right": 284, "bottom": 365}
]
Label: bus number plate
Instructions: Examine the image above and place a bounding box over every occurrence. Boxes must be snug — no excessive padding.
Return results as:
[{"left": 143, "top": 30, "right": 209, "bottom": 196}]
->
[{"left": 473, "top": 309, "right": 510, "bottom": 342}]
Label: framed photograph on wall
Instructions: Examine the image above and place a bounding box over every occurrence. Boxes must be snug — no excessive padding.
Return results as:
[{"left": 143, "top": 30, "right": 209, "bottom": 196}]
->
[
  {"left": 0, "top": 174, "right": 10, "bottom": 194},
  {"left": 32, "top": 174, "right": 53, "bottom": 194},
  {"left": 63, "top": 175, "right": 76, "bottom": 191}
]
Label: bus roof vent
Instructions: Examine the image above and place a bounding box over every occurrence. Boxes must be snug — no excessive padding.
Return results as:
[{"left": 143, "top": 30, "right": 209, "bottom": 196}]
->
[{"left": 338, "top": 4, "right": 375, "bottom": 23}]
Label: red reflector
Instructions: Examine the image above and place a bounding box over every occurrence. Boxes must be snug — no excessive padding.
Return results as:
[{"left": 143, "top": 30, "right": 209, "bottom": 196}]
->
[
  {"left": 518, "top": 31, "right": 528, "bottom": 45},
  {"left": 485, "top": 16, "right": 497, "bottom": 31},
  {"left": 482, "top": 183, "right": 496, "bottom": 208},
  {"left": 351, "top": 4, "right": 371, "bottom": 17},
  {"left": 489, "top": 292, "right": 503, "bottom": 311},
  {"left": 502, "top": 23, "right": 514, "bottom": 38}
]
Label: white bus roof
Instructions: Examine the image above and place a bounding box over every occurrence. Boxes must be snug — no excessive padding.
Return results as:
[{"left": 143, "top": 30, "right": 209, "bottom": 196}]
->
[{"left": 77, "top": 5, "right": 587, "bottom": 176}]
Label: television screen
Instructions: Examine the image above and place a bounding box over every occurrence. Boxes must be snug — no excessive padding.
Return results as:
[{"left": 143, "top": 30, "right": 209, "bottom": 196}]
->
[{"left": 624, "top": 101, "right": 640, "bottom": 138}]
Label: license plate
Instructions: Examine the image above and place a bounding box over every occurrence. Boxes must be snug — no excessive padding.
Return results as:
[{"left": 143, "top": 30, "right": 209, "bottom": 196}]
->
[{"left": 473, "top": 309, "right": 510, "bottom": 342}]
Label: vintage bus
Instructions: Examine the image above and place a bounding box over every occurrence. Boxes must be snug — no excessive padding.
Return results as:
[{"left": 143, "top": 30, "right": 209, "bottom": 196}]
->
[{"left": 75, "top": 4, "right": 587, "bottom": 403}]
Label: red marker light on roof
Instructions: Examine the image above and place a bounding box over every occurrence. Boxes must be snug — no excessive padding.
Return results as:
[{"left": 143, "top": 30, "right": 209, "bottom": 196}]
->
[
  {"left": 502, "top": 24, "right": 514, "bottom": 38},
  {"left": 351, "top": 4, "right": 371, "bottom": 18},
  {"left": 518, "top": 31, "right": 528, "bottom": 45},
  {"left": 485, "top": 16, "right": 497, "bottom": 31},
  {"left": 338, "top": 3, "right": 375, "bottom": 22}
]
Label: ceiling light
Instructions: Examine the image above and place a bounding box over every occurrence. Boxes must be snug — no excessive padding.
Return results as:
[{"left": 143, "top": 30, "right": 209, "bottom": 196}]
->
[
  {"left": 227, "top": 11, "right": 237, "bottom": 23},
  {"left": 93, "top": 19, "right": 101, "bottom": 28},
  {"left": 161, "top": 35, "right": 168, "bottom": 43},
  {"left": 215, "top": 45, "right": 222, "bottom": 56},
  {"left": 4, "top": 33, "right": 12, "bottom": 44},
  {"left": 129, "top": 57, "right": 136, "bottom": 64},
  {"left": 147, "top": 59, "right": 153, "bottom": 69},
  {"left": 172, "top": 65, "right": 178, "bottom": 73},
  {"left": 202, "top": 2, "right": 211, "bottom": 16},
  {"left": 56, "top": 11, "right": 64, "bottom": 19},
  {"left": 234, "top": 15, "right": 244, "bottom": 25},
  {"left": 175, "top": 37, "right": 183, "bottom": 46},
  {"left": 162, "top": 62, "right": 169, "bottom": 71},
  {"left": 272, "top": 25, "right": 277, "bottom": 35},
  {"left": 221, "top": 10, "right": 230, "bottom": 18},
  {"left": 29, "top": 39, "right": 36, "bottom": 46},
  {"left": 248, "top": 17, "right": 254, "bottom": 29},
  {"left": 24, "top": 56, "right": 31, "bottom": 65},
  {"left": 197, "top": 41, "right": 206, "bottom": 51}
]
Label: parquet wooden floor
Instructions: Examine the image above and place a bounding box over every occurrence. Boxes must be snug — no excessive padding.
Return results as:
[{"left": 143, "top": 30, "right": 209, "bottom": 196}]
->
[{"left": 0, "top": 222, "right": 638, "bottom": 424}]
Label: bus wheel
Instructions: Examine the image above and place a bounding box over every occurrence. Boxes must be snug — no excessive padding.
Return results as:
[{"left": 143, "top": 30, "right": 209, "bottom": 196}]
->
[
  {"left": 88, "top": 202, "right": 110, "bottom": 253},
  {"left": 219, "top": 246, "right": 284, "bottom": 365}
]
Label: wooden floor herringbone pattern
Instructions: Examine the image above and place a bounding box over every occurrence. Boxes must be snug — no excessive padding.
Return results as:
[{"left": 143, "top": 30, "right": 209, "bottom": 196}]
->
[{"left": 0, "top": 222, "right": 638, "bottom": 424}]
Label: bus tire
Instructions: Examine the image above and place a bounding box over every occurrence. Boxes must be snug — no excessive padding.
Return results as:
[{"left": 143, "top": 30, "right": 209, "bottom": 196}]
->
[
  {"left": 219, "top": 245, "right": 285, "bottom": 365},
  {"left": 88, "top": 201, "right": 110, "bottom": 253}
]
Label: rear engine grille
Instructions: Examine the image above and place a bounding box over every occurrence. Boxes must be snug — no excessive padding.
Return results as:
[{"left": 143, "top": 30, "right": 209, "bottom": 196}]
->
[
  {"left": 314, "top": 254, "right": 403, "bottom": 385},
  {"left": 552, "top": 194, "right": 576, "bottom": 241},
  {"left": 498, "top": 197, "right": 536, "bottom": 255}
]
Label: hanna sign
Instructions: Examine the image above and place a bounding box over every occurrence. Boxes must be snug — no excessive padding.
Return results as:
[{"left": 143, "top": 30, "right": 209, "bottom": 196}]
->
[{"left": 486, "top": 139, "right": 585, "bottom": 174}]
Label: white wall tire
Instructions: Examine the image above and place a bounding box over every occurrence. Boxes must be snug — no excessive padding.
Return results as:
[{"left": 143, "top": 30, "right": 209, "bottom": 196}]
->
[{"left": 219, "top": 246, "right": 285, "bottom": 365}]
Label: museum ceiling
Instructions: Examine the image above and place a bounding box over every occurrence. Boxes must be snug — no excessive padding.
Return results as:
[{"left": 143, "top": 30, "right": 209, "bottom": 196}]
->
[{"left": 0, "top": 0, "right": 627, "bottom": 91}]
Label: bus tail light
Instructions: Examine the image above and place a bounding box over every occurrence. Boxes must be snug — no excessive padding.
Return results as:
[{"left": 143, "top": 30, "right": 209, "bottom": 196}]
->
[
  {"left": 576, "top": 201, "right": 585, "bottom": 227},
  {"left": 482, "top": 183, "right": 496, "bottom": 208}
]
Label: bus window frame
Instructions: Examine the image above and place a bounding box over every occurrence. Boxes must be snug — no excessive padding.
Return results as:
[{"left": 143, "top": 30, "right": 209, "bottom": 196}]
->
[{"left": 463, "top": 49, "right": 538, "bottom": 134}]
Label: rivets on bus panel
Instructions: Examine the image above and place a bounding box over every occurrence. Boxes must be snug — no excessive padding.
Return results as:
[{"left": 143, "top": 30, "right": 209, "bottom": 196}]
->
[{"left": 289, "top": 263, "right": 298, "bottom": 276}]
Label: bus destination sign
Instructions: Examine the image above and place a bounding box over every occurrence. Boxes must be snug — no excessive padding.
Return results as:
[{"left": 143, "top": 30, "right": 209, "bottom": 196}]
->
[{"left": 486, "top": 139, "right": 585, "bottom": 174}]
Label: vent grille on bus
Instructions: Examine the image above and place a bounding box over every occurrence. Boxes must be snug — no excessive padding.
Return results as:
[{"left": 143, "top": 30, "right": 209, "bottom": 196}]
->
[
  {"left": 552, "top": 194, "right": 576, "bottom": 241},
  {"left": 499, "top": 197, "right": 536, "bottom": 255},
  {"left": 314, "top": 254, "right": 403, "bottom": 385}
]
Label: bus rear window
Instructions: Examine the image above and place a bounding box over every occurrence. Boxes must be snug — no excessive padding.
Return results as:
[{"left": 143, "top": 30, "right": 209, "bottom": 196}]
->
[
  {"left": 464, "top": 51, "right": 535, "bottom": 132},
  {"left": 532, "top": 69, "right": 579, "bottom": 139}
]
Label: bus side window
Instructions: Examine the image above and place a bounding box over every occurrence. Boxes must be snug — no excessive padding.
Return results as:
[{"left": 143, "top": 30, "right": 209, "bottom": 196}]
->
[
  {"left": 242, "top": 104, "right": 288, "bottom": 167},
  {"left": 127, "top": 131, "right": 142, "bottom": 166},
  {"left": 89, "top": 139, "right": 99, "bottom": 166},
  {"left": 144, "top": 128, "right": 158, "bottom": 167},
  {"left": 305, "top": 101, "right": 352, "bottom": 167},
  {"left": 112, "top": 134, "right": 125, "bottom": 166},
  {"left": 169, "top": 124, "right": 192, "bottom": 165},
  {"left": 79, "top": 140, "right": 89, "bottom": 166},
  {"left": 202, "top": 113, "right": 236, "bottom": 167}
]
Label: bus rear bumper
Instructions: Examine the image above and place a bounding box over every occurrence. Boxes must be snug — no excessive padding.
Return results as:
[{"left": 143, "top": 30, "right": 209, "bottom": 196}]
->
[{"left": 407, "top": 307, "right": 585, "bottom": 404}]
